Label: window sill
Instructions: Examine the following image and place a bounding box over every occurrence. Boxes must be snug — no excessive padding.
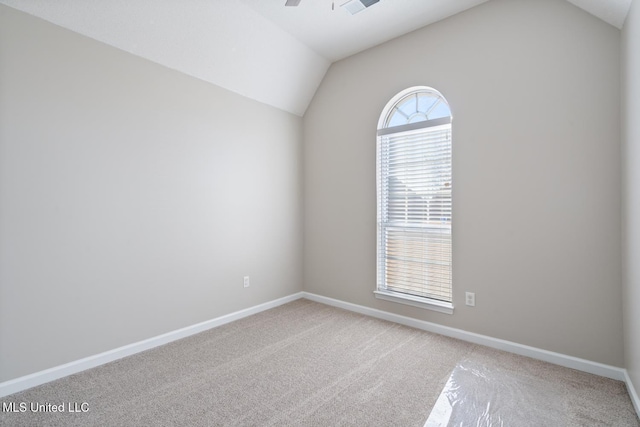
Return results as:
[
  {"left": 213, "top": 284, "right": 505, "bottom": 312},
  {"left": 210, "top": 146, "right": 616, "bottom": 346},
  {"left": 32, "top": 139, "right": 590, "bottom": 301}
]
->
[{"left": 374, "top": 290, "right": 454, "bottom": 315}]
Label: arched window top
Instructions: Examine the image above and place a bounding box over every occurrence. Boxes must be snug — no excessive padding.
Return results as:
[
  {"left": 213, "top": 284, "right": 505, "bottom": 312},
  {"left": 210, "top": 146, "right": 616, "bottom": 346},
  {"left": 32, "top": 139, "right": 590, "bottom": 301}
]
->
[{"left": 378, "top": 86, "right": 451, "bottom": 133}]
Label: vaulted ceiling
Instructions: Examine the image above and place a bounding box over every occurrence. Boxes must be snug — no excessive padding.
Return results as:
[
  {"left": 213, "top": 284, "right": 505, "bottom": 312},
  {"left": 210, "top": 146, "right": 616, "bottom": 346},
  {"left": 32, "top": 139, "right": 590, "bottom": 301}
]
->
[{"left": 0, "top": 0, "right": 632, "bottom": 116}]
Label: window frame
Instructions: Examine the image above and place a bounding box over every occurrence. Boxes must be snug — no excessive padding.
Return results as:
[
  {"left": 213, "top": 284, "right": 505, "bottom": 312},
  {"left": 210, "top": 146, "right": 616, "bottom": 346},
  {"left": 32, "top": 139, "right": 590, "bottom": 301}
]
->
[{"left": 375, "top": 86, "right": 454, "bottom": 314}]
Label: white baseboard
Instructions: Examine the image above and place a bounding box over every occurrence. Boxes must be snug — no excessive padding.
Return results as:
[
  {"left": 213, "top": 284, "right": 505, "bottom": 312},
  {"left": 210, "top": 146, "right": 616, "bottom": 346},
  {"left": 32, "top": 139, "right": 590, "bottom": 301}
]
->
[
  {"left": 0, "top": 292, "right": 304, "bottom": 398},
  {"left": 625, "top": 371, "right": 640, "bottom": 417},
  {"left": 3, "top": 289, "right": 638, "bottom": 420},
  {"left": 301, "top": 292, "right": 627, "bottom": 382}
]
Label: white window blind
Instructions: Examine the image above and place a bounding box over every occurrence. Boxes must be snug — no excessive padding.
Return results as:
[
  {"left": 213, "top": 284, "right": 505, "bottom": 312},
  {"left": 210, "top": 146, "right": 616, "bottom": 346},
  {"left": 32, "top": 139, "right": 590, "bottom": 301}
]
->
[{"left": 376, "top": 87, "right": 452, "bottom": 307}]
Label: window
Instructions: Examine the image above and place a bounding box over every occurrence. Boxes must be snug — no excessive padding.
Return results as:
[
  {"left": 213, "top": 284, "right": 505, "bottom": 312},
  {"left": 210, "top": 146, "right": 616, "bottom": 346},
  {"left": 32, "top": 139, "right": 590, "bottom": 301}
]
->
[{"left": 375, "top": 87, "right": 453, "bottom": 314}]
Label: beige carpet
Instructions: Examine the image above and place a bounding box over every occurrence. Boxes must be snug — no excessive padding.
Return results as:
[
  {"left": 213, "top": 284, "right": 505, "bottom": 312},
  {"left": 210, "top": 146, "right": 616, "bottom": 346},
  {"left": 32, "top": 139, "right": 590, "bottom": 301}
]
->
[{"left": 1, "top": 299, "right": 638, "bottom": 426}]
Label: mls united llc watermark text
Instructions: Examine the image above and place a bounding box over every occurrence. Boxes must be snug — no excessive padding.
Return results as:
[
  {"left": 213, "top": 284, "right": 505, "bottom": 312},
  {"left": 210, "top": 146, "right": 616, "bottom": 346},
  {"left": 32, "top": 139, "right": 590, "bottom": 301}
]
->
[{"left": 2, "top": 401, "right": 89, "bottom": 413}]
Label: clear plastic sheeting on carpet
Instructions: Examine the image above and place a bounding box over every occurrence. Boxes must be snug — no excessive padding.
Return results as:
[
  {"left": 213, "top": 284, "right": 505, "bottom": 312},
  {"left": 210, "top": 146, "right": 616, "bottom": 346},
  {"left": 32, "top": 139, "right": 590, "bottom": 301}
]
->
[{"left": 424, "top": 358, "right": 566, "bottom": 427}]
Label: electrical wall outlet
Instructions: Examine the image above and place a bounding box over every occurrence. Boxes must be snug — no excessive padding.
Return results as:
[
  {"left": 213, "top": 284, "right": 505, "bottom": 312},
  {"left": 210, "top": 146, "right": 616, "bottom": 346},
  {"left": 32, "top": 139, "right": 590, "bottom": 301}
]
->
[
  {"left": 465, "top": 292, "right": 475, "bottom": 307},
  {"left": 243, "top": 276, "right": 250, "bottom": 288}
]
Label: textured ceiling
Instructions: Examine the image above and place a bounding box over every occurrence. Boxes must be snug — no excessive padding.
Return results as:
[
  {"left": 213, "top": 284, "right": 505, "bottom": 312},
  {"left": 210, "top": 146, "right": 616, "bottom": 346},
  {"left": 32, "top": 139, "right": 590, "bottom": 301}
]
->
[
  {"left": 0, "top": 0, "right": 633, "bottom": 116},
  {"left": 239, "top": 0, "right": 489, "bottom": 61},
  {"left": 567, "top": 0, "right": 632, "bottom": 28},
  {"left": 242, "top": 0, "right": 632, "bottom": 61}
]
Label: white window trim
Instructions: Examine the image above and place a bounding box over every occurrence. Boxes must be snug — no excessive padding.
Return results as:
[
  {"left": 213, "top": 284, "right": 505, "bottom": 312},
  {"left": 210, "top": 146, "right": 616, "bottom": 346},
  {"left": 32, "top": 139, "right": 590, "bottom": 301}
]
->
[
  {"left": 376, "top": 86, "right": 454, "bottom": 313},
  {"left": 374, "top": 290, "right": 454, "bottom": 314}
]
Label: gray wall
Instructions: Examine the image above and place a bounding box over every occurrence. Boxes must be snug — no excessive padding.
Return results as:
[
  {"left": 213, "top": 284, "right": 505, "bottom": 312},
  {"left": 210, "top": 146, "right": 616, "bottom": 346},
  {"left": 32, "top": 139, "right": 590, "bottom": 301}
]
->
[
  {"left": 0, "top": 6, "right": 303, "bottom": 382},
  {"left": 304, "top": 0, "right": 623, "bottom": 366},
  {"left": 622, "top": 0, "right": 640, "bottom": 398}
]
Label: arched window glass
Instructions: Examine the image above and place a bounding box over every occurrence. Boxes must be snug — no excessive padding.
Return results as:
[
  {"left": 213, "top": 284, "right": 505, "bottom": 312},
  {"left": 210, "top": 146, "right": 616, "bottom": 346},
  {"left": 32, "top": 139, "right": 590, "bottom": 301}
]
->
[
  {"left": 383, "top": 90, "right": 451, "bottom": 128},
  {"left": 375, "top": 87, "right": 453, "bottom": 312}
]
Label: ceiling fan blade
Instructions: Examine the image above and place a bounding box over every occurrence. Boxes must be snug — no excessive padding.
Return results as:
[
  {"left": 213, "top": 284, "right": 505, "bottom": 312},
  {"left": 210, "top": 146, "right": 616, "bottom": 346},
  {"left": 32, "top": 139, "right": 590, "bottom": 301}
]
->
[
  {"left": 285, "top": 0, "right": 301, "bottom": 6},
  {"left": 342, "top": 0, "right": 380, "bottom": 15}
]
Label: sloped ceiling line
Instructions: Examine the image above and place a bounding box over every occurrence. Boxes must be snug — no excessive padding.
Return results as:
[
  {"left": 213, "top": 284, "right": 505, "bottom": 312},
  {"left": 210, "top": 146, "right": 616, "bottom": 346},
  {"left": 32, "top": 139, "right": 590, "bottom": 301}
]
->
[{"left": 0, "top": 0, "right": 632, "bottom": 116}]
